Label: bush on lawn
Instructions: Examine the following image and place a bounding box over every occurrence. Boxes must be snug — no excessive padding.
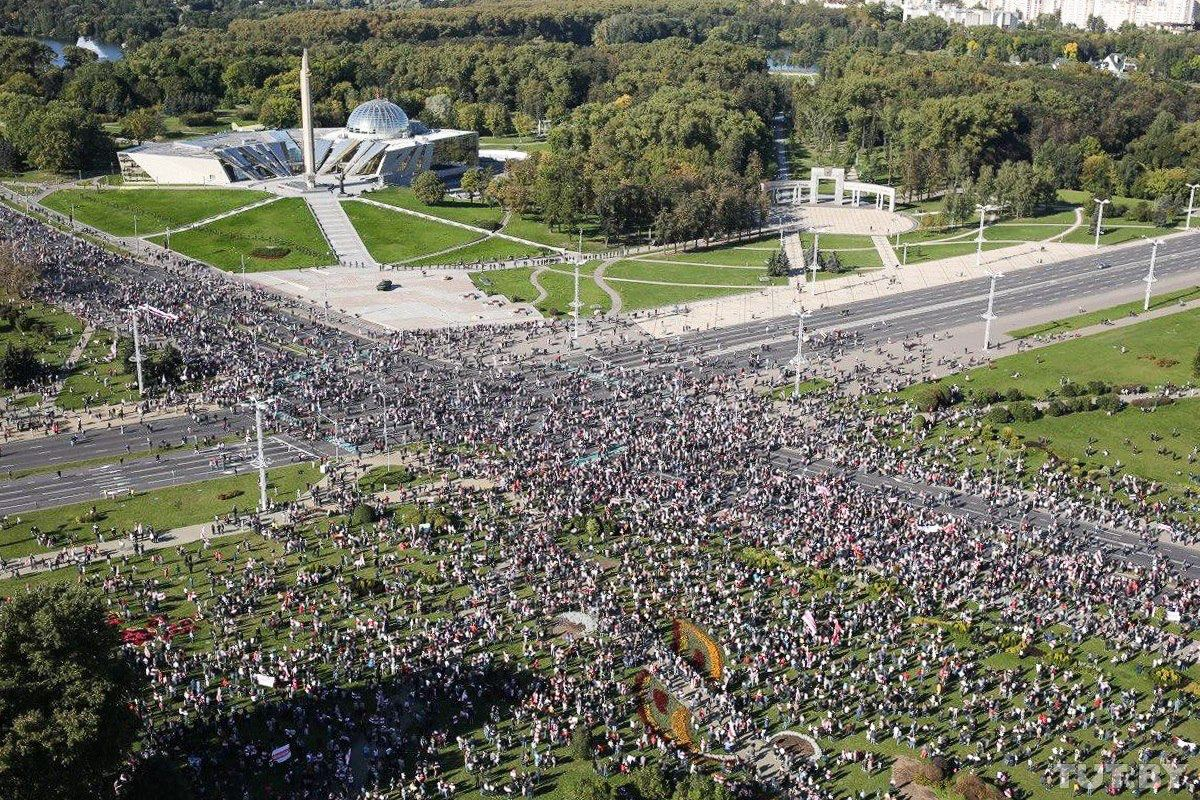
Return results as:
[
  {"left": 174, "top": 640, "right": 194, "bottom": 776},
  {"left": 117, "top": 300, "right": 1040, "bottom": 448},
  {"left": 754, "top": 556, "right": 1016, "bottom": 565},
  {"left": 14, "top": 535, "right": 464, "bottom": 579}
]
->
[
  {"left": 915, "top": 385, "right": 951, "bottom": 412},
  {"left": 215, "top": 489, "right": 243, "bottom": 501},
  {"left": 956, "top": 771, "right": 1004, "bottom": 800},
  {"left": 1045, "top": 400, "right": 1069, "bottom": 417},
  {"left": 1009, "top": 401, "right": 1042, "bottom": 422},
  {"left": 1094, "top": 394, "right": 1125, "bottom": 413},
  {"left": 985, "top": 406, "right": 1014, "bottom": 424},
  {"left": 971, "top": 388, "right": 1001, "bottom": 406},
  {"left": 349, "top": 504, "right": 377, "bottom": 527}
]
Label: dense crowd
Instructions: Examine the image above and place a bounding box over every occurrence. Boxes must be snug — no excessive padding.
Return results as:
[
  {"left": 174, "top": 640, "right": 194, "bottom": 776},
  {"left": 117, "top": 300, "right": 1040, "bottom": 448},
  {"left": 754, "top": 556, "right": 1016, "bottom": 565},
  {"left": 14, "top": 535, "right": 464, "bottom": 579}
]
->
[{"left": 2, "top": 200, "right": 1199, "bottom": 800}]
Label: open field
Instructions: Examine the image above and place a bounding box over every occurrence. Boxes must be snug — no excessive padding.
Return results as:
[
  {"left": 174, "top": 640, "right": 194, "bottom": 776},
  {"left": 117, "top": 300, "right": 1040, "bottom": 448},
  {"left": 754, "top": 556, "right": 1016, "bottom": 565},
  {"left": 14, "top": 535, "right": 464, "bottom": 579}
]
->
[
  {"left": 1008, "top": 286, "right": 1200, "bottom": 338},
  {"left": 366, "top": 188, "right": 504, "bottom": 229},
  {"left": 411, "top": 236, "right": 547, "bottom": 267},
  {"left": 0, "top": 462, "right": 321, "bottom": 560},
  {"left": 150, "top": 199, "right": 332, "bottom": 272},
  {"left": 344, "top": 201, "right": 482, "bottom": 264},
  {"left": 56, "top": 330, "right": 137, "bottom": 410},
  {"left": 41, "top": 187, "right": 270, "bottom": 236},
  {"left": 799, "top": 232, "right": 883, "bottom": 270},
  {"left": 1061, "top": 223, "right": 1180, "bottom": 246},
  {"left": 471, "top": 262, "right": 611, "bottom": 316},
  {"left": 499, "top": 214, "right": 607, "bottom": 252}
]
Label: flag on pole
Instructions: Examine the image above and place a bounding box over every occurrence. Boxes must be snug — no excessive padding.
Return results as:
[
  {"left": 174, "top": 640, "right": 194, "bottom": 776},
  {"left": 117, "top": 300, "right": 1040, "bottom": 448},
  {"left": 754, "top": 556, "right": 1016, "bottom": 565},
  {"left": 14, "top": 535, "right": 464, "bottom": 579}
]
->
[
  {"left": 271, "top": 745, "right": 291, "bottom": 764},
  {"left": 831, "top": 617, "right": 843, "bottom": 646},
  {"left": 802, "top": 609, "right": 817, "bottom": 637}
]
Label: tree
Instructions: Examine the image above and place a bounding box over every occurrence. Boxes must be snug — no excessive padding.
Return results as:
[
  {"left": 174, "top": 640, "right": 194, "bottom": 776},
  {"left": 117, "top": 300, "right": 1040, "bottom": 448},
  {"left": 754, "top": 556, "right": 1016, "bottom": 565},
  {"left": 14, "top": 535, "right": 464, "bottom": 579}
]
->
[
  {"left": 0, "top": 243, "right": 37, "bottom": 299},
  {"left": 766, "top": 249, "right": 790, "bottom": 277},
  {"left": 411, "top": 170, "right": 446, "bottom": 205},
  {"left": 568, "top": 773, "right": 614, "bottom": 800},
  {"left": 570, "top": 724, "right": 593, "bottom": 760},
  {"left": 0, "top": 585, "right": 141, "bottom": 800},
  {"left": 459, "top": 166, "right": 485, "bottom": 201},
  {"left": 1193, "top": 344, "right": 1200, "bottom": 378},
  {"left": 120, "top": 106, "right": 165, "bottom": 143},
  {"left": 0, "top": 343, "right": 40, "bottom": 388}
]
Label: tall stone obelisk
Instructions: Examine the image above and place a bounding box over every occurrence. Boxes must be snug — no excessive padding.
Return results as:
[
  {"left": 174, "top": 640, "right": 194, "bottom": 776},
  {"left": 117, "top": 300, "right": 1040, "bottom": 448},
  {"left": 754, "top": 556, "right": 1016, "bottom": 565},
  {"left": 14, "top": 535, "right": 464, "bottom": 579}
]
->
[{"left": 299, "top": 49, "right": 316, "bottom": 188}]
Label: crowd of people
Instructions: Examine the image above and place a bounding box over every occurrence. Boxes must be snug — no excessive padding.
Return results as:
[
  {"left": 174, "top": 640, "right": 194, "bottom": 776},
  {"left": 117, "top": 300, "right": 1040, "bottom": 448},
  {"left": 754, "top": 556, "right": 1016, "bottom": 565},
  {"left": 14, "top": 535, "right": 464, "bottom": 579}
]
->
[{"left": 2, "top": 198, "right": 1199, "bottom": 800}]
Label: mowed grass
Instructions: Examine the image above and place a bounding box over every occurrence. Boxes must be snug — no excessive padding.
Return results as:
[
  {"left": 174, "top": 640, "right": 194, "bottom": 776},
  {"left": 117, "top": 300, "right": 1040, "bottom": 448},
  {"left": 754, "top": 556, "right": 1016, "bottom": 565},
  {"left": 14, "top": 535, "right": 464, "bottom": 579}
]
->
[
  {"left": 343, "top": 201, "right": 482, "bottom": 264},
  {"left": 0, "top": 302, "right": 83, "bottom": 370},
  {"left": 900, "top": 239, "right": 1009, "bottom": 264},
  {"left": 470, "top": 263, "right": 611, "bottom": 316},
  {"left": 500, "top": 214, "right": 607, "bottom": 252},
  {"left": 470, "top": 266, "right": 539, "bottom": 304},
  {"left": 150, "top": 199, "right": 332, "bottom": 272},
  {"left": 41, "top": 187, "right": 270, "bottom": 236},
  {"left": 413, "top": 236, "right": 547, "bottom": 267},
  {"left": 56, "top": 330, "right": 137, "bottom": 410},
  {"left": 607, "top": 260, "right": 780, "bottom": 287},
  {"left": 646, "top": 235, "right": 781, "bottom": 267},
  {"left": 921, "top": 306, "right": 1200, "bottom": 398},
  {"left": 367, "top": 188, "right": 503, "bottom": 230},
  {"left": 1008, "top": 286, "right": 1200, "bottom": 339},
  {"left": 0, "top": 462, "right": 321, "bottom": 559},
  {"left": 799, "top": 233, "right": 883, "bottom": 270},
  {"left": 1061, "top": 224, "right": 1179, "bottom": 246}
]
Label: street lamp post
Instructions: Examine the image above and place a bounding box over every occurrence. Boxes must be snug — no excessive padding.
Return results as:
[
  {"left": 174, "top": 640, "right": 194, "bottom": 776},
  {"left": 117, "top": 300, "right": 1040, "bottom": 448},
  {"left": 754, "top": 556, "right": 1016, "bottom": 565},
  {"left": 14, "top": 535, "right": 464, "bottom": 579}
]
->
[
  {"left": 1143, "top": 239, "right": 1160, "bottom": 311},
  {"left": 570, "top": 258, "right": 581, "bottom": 346},
  {"left": 973, "top": 204, "right": 993, "bottom": 273},
  {"left": 253, "top": 399, "right": 269, "bottom": 512},
  {"left": 811, "top": 232, "right": 820, "bottom": 266},
  {"left": 981, "top": 271, "right": 1002, "bottom": 352},
  {"left": 1093, "top": 198, "right": 1110, "bottom": 250},
  {"left": 792, "top": 308, "right": 811, "bottom": 397},
  {"left": 1186, "top": 183, "right": 1200, "bottom": 230},
  {"left": 128, "top": 304, "right": 178, "bottom": 396}
]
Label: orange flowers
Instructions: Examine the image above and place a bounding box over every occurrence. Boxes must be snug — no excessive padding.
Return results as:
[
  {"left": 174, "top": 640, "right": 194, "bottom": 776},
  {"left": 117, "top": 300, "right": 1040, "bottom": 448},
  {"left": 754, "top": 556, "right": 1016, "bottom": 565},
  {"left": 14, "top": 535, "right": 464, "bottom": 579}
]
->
[{"left": 672, "top": 619, "right": 724, "bottom": 681}]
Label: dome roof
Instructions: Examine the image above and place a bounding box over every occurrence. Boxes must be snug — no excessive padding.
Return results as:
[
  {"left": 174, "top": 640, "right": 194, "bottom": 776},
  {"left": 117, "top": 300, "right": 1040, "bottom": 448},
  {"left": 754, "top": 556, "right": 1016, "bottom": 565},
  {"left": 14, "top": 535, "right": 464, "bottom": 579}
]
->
[{"left": 346, "top": 99, "right": 410, "bottom": 139}]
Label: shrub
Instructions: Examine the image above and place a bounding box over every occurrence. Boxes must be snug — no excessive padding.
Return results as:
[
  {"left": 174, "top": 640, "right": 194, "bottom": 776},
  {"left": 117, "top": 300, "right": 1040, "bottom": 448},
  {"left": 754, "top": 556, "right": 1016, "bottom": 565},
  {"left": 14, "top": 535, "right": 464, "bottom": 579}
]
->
[
  {"left": 915, "top": 385, "right": 951, "bottom": 412},
  {"left": 349, "top": 504, "right": 377, "bottom": 527},
  {"left": 1046, "top": 400, "right": 1069, "bottom": 417},
  {"left": 1094, "top": 394, "right": 1125, "bottom": 413},
  {"left": 1151, "top": 666, "right": 1186, "bottom": 688},
  {"left": 910, "top": 413, "right": 928, "bottom": 431},
  {"left": 971, "top": 388, "right": 1000, "bottom": 406},
  {"left": 570, "top": 724, "right": 593, "bottom": 760},
  {"left": 215, "top": 489, "right": 243, "bottom": 501},
  {"left": 1060, "top": 381, "right": 1082, "bottom": 397},
  {"left": 985, "top": 406, "right": 1013, "bottom": 424},
  {"left": 956, "top": 771, "right": 1004, "bottom": 800},
  {"left": 1009, "top": 401, "right": 1042, "bottom": 422},
  {"left": 1085, "top": 380, "right": 1110, "bottom": 395},
  {"left": 1003, "top": 387, "right": 1025, "bottom": 402}
]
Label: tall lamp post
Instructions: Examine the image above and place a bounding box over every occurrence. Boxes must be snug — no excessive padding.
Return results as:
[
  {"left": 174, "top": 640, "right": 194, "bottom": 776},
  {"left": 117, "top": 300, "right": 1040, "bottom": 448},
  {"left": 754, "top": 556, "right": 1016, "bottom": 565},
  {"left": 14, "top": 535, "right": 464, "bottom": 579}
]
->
[
  {"left": 791, "top": 307, "right": 811, "bottom": 397},
  {"left": 1186, "top": 183, "right": 1200, "bottom": 230},
  {"left": 981, "top": 271, "right": 1003, "bottom": 352},
  {"left": 1093, "top": 198, "right": 1110, "bottom": 250},
  {"left": 1143, "top": 239, "right": 1160, "bottom": 311},
  {"left": 251, "top": 398, "right": 269, "bottom": 512},
  {"left": 128, "top": 304, "right": 178, "bottom": 396}
]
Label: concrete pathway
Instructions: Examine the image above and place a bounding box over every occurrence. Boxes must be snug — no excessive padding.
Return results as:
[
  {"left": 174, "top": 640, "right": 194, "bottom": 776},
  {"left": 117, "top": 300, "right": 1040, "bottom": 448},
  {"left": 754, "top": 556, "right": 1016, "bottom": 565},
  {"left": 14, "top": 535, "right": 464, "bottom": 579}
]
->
[
  {"left": 783, "top": 233, "right": 807, "bottom": 289},
  {"left": 157, "top": 194, "right": 282, "bottom": 236},
  {"left": 305, "top": 192, "right": 379, "bottom": 268},
  {"left": 593, "top": 259, "right": 623, "bottom": 315},
  {"left": 871, "top": 234, "right": 900, "bottom": 268}
]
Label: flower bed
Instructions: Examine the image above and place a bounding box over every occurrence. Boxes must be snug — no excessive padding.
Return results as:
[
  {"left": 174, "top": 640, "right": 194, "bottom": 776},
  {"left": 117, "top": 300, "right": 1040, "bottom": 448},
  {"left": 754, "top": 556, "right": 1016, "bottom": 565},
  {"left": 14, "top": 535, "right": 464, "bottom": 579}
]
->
[
  {"left": 672, "top": 619, "right": 725, "bottom": 681},
  {"left": 632, "top": 670, "right": 695, "bottom": 749}
]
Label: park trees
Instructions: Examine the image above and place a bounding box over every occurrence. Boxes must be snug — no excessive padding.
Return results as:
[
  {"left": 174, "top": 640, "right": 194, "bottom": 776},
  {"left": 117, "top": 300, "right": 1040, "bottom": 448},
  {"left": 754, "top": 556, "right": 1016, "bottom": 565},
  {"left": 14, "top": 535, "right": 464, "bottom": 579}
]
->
[
  {"left": 0, "top": 585, "right": 141, "bottom": 800},
  {"left": 411, "top": 170, "right": 446, "bottom": 205},
  {"left": 121, "top": 105, "right": 165, "bottom": 143}
]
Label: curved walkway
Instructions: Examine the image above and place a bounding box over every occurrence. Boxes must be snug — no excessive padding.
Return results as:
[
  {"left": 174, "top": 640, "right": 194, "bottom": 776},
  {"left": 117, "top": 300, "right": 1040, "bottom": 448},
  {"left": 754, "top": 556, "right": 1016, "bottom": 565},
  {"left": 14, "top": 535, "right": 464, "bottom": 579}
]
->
[
  {"left": 593, "top": 259, "right": 623, "bottom": 316},
  {"left": 529, "top": 266, "right": 550, "bottom": 306}
]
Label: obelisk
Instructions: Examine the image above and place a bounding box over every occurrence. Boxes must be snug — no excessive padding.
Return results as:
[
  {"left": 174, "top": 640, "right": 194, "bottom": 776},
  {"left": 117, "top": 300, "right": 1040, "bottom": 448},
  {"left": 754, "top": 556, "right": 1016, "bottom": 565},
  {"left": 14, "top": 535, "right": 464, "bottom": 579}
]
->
[{"left": 299, "top": 49, "right": 316, "bottom": 188}]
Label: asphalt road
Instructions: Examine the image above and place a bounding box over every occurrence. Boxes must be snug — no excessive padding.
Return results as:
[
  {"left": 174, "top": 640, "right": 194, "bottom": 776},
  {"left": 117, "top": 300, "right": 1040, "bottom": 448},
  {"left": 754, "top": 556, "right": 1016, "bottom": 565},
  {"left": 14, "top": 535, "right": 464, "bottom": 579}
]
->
[
  {"left": 587, "top": 230, "right": 1200, "bottom": 372},
  {"left": 0, "top": 434, "right": 319, "bottom": 515}
]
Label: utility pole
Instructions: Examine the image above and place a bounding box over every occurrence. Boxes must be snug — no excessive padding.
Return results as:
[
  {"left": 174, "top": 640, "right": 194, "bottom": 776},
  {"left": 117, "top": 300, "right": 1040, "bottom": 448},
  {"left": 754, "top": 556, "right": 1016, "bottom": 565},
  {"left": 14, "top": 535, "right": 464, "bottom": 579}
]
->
[
  {"left": 811, "top": 232, "right": 820, "bottom": 265},
  {"left": 973, "top": 204, "right": 991, "bottom": 272},
  {"left": 1093, "top": 198, "right": 1110, "bottom": 250},
  {"left": 253, "top": 399, "right": 268, "bottom": 512},
  {"left": 383, "top": 403, "right": 391, "bottom": 472},
  {"left": 1186, "top": 183, "right": 1200, "bottom": 230},
  {"left": 1143, "top": 239, "right": 1160, "bottom": 311},
  {"left": 981, "top": 271, "right": 1002, "bottom": 352},
  {"left": 792, "top": 308, "right": 811, "bottom": 397}
]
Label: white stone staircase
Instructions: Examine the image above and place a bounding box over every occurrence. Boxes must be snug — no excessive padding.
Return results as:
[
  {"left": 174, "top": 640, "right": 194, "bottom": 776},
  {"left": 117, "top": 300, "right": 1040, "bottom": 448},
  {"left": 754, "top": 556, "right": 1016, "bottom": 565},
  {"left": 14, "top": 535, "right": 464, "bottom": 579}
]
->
[{"left": 304, "top": 191, "right": 378, "bottom": 268}]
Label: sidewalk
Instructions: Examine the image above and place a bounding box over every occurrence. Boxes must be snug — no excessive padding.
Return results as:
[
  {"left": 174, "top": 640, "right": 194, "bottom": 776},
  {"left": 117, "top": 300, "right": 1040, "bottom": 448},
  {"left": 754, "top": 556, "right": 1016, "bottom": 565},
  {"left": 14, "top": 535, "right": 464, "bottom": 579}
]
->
[{"left": 305, "top": 191, "right": 378, "bottom": 268}]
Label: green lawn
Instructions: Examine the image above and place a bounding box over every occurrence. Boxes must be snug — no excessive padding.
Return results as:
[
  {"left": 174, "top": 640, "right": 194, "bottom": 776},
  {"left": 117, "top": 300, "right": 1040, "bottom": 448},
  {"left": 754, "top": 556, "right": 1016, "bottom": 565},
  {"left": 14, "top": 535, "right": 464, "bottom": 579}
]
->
[
  {"left": 646, "top": 235, "right": 782, "bottom": 267},
  {"left": 366, "top": 188, "right": 504, "bottom": 230},
  {"left": 477, "top": 135, "right": 551, "bottom": 154},
  {"left": 607, "top": 260, "right": 781, "bottom": 288},
  {"left": 0, "top": 462, "right": 320, "bottom": 559},
  {"left": 150, "top": 198, "right": 333, "bottom": 272},
  {"left": 917, "top": 306, "right": 1199, "bottom": 399},
  {"left": 1007, "top": 286, "right": 1200, "bottom": 338},
  {"left": 343, "top": 201, "right": 482, "bottom": 264},
  {"left": 769, "top": 378, "right": 832, "bottom": 399},
  {"left": 899, "top": 239, "right": 1009, "bottom": 264},
  {"left": 982, "top": 222, "right": 1072, "bottom": 242},
  {"left": 0, "top": 302, "right": 83, "bottom": 370},
  {"left": 799, "top": 233, "right": 884, "bottom": 269},
  {"left": 56, "top": 330, "right": 137, "bottom": 410},
  {"left": 40, "top": 187, "right": 270, "bottom": 236},
  {"left": 471, "top": 262, "right": 611, "bottom": 317},
  {"left": 413, "top": 236, "right": 547, "bottom": 267},
  {"left": 500, "top": 214, "right": 607, "bottom": 252}
]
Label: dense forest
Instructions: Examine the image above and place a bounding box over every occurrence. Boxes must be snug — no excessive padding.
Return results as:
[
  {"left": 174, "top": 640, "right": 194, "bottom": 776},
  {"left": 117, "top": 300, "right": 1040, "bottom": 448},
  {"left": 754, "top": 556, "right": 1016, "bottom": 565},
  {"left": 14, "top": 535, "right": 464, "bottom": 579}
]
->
[{"left": 2, "top": 0, "right": 1200, "bottom": 241}]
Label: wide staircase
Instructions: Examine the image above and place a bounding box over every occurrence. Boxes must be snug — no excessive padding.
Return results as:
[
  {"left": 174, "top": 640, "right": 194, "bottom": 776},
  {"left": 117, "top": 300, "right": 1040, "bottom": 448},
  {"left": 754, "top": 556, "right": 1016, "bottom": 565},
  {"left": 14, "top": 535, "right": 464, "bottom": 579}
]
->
[{"left": 304, "top": 191, "right": 378, "bottom": 268}]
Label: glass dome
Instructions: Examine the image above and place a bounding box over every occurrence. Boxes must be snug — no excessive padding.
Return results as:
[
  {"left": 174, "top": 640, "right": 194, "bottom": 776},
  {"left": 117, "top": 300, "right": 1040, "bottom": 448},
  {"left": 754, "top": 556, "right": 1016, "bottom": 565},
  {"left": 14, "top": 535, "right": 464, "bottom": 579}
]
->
[{"left": 346, "top": 99, "right": 410, "bottom": 139}]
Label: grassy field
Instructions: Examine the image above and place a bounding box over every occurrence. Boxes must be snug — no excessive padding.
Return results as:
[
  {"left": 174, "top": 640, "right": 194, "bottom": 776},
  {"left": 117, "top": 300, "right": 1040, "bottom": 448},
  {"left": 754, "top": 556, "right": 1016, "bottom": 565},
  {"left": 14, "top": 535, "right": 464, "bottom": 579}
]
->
[
  {"left": 799, "top": 232, "right": 884, "bottom": 270},
  {"left": 477, "top": 135, "right": 551, "bottom": 154},
  {"left": 1008, "top": 286, "right": 1200, "bottom": 338},
  {"left": 0, "top": 462, "right": 320, "bottom": 559},
  {"left": 897, "top": 307, "right": 1200, "bottom": 509},
  {"left": 56, "top": 330, "right": 137, "bottom": 410},
  {"left": 604, "top": 258, "right": 784, "bottom": 312},
  {"left": 150, "top": 199, "right": 332, "bottom": 272},
  {"left": 1061, "top": 223, "right": 1179, "bottom": 246},
  {"left": 366, "top": 188, "right": 504, "bottom": 230},
  {"left": 343, "top": 201, "right": 482, "bottom": 264},
  {"left": 500, "top": 214, "right": 608, "bottom": 252},
  {"left": 0, "top": 301, "right": 83, "bottom": 370},
  {"left": 41, "top": 187, "right": 270, "bottom": 236},
  {"left": 916, "top": 307, "right": 1199, "bottom": 399},
  {"left": 412, "top": 236, "right": 547, "bottom": 267},
  {"left": 471, "top": 262, "right": 611, "bottom": 316}
]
